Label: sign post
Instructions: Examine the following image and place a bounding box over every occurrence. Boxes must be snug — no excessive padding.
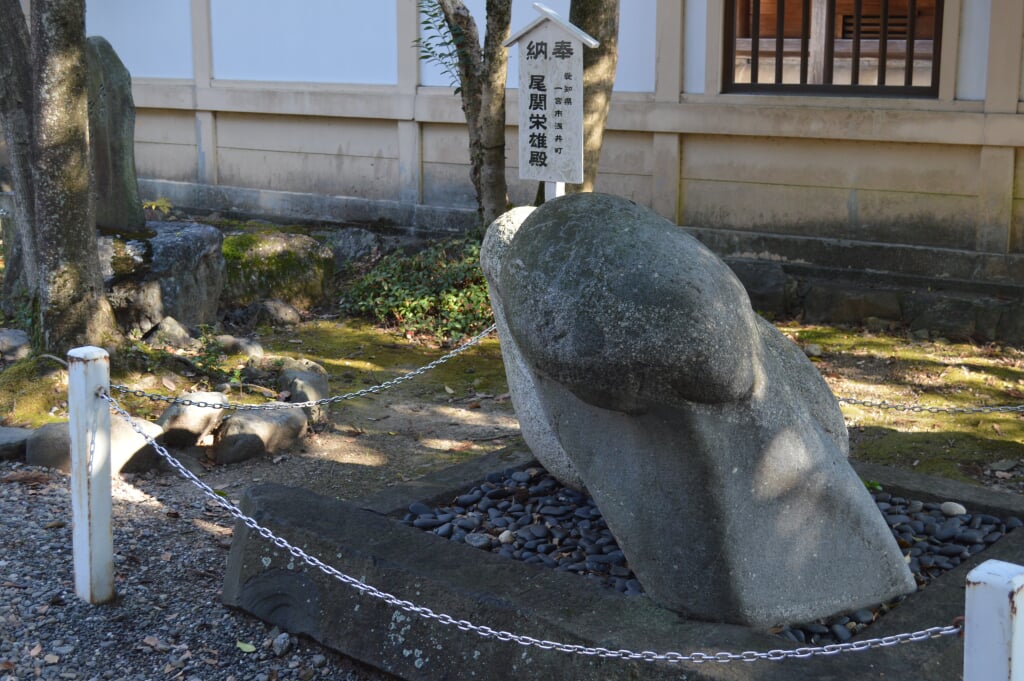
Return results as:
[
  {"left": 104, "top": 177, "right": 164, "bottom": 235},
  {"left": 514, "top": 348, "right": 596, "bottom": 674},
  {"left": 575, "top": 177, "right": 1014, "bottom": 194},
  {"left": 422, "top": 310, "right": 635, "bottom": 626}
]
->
[{"left": 504, "top": 3, "right": 598, "bottom": 201}]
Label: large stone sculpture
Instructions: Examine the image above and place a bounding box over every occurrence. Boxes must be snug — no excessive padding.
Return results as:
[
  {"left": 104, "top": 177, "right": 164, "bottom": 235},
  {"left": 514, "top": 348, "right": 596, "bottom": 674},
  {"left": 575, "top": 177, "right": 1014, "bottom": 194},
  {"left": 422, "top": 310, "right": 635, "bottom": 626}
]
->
[{"left": 483, "top": 193, "right": 915, "bottom": 627}]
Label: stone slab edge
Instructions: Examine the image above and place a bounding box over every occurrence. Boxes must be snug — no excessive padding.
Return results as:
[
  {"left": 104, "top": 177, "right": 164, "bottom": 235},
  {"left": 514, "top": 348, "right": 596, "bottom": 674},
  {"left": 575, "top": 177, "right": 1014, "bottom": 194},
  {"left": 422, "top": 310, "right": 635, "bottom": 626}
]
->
[{"left": 223, "top": 449, "right": 1024, "bottom": 680}]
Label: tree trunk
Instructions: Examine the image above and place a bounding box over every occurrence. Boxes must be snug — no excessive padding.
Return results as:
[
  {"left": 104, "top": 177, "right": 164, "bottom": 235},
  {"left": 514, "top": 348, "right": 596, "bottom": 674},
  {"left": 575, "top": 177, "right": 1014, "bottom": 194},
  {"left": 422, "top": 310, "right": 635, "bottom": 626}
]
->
[
  {"left": 568, "top": 0, "right": 619, "bottom": 193},
  {"left": 437, "top": 0, "right": 511, "bottom": 232},
  {"left": 0, "top": 0, "right": 36, "bottom": 314},
  {"left": 0, "top": 0, "right": 121, "bottom": 352}
]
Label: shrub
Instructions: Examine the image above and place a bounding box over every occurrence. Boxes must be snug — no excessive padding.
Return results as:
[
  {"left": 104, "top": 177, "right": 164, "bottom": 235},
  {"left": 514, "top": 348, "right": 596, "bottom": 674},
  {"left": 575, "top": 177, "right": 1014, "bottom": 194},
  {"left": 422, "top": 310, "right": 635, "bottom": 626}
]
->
[{"left": 340, "top": 238, "right": 492, "bottom": 344}]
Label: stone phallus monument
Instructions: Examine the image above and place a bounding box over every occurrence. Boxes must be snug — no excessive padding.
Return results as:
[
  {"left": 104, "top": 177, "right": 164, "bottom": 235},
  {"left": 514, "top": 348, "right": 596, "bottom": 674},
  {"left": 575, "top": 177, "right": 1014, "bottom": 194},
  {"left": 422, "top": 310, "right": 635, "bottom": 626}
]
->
[{"left": 481, "top": 193, "right": 915, "bottom": 628}]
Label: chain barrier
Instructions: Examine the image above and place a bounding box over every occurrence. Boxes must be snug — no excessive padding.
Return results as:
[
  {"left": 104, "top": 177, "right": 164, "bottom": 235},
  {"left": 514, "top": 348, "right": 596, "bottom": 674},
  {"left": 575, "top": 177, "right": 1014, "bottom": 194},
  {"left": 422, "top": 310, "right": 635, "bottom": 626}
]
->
[
  {"left": 837, "top": 396, "right": 1024, "bottom": 415},
  {"left": 99, "top": 389, "right": 962, "bottom": 664},
  {"left": 94, "top": 321, "right": 982, "bottom": 662},
  {"left": 111, "top": 323, "right": 497, "bottom": 411},
  {"left": 109, "top": 320, "right": 1022, "bottom": 418}
]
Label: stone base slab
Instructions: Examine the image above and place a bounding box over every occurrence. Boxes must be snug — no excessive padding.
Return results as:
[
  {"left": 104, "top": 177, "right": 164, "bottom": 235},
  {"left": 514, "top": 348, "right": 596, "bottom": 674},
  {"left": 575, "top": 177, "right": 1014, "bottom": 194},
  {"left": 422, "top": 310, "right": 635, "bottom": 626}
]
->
[{"left": 222, "top": 449, "right": 1024, "bottom": 680}]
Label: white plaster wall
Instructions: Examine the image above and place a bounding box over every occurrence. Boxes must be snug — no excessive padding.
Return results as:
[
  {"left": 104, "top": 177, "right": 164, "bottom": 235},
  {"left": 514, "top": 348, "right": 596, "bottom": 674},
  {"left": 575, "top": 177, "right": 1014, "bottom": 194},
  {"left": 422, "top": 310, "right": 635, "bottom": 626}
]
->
[
  {"left": 85, "top": 0, "right": 193, "bottom": 79},
  {"left": 420, "top": 0, "right": 656, "bottom": 91},
  {"left": 210, "top": 0, "right": 398, "bottom": 83},
  {"left": 957, "top": 0, "right": 991, "bottom": 101},
  {"left": 683, "top": 0, "right": 707, "bottom": 94}
]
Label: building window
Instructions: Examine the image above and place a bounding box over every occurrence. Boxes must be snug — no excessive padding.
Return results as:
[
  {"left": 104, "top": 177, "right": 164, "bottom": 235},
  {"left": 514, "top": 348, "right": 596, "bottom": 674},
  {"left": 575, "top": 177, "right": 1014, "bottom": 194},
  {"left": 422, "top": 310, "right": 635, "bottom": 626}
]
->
[{"left": 723, "top": 0, "right": 943, "bottom": 96}]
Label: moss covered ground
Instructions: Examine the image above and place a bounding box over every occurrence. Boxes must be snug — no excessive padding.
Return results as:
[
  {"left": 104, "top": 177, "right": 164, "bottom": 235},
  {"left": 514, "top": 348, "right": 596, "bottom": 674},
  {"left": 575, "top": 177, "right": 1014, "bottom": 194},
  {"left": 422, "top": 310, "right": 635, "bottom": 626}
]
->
[
  {"left": 3, "top": 309, "right": 1023, "bottom": 489},
  {"left": 782, "top": 322, "right": 1024, "bottom": 484}
]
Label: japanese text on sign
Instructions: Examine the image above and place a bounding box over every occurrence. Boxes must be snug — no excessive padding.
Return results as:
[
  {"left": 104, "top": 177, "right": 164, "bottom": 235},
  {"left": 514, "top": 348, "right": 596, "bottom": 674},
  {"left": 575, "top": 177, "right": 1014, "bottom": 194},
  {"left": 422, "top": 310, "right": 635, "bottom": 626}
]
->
[{"left": 514, "top": 22, "right": 585, "bottom": 184}]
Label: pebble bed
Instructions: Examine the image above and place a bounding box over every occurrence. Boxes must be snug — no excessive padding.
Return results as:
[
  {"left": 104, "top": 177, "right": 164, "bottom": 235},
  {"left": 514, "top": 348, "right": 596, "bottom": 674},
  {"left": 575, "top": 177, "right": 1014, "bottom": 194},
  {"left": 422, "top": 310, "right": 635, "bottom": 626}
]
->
[{"left": 403, "top": 465, "right": 1024, "bottom": 645}]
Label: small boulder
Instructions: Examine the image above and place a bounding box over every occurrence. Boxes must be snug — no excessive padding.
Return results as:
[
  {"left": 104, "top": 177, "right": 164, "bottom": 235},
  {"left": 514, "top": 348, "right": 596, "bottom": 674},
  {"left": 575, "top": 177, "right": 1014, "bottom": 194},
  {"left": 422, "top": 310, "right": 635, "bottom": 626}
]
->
[
  {"left": 0, "top": 329, "right": 30, "bottom": 362},
  {"left": 222, "top": 232, "right": 333, "bottom": 311},
  {"left": 23, "top": 417, "right": 163, "bottom": 474},
  {"left": 106, "top": 222, "right": 225, "bottom": 336},
  {"left": 25, "top": 423, "right": 71, "bottom": 472},
  {"left": 215, "top": 334, "right": 265, "bottom": 360},
  {"left": 144, "top": 316, "right": 197, "bottom": 350},
  {"left": 111, "top": 416, "right": 164, "bottom": 474},
  {"left": 279, "top": 369, "right": 330, "bottom": 422},
  {"left": 255, "top": 299, "right": 302, "bottom": 327},
  {"left": 156, "top": 392, "right": 228, "bottom": 447},
  {"left": 211, "top": 404, "right": 307, "bottom": 465},
  {"left": 0, "top": 426, "right": 32, "bottom": 461}
]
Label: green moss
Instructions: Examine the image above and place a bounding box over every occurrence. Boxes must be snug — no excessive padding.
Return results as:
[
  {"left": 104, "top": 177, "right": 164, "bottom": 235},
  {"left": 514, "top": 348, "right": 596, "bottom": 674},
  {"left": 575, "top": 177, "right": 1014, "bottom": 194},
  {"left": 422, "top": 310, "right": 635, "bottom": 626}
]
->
[
  {"left": 221, "top": 233, "right": 261, "bottom": 260},
  {"left": 260, "top": 319, "right": 507, "bottom": 400},
  {"left": 222, "top": 232, "right": 332, "bottom": 308},
  {"left": 0, "top": 358, "right": 67, "bottom": 427}
]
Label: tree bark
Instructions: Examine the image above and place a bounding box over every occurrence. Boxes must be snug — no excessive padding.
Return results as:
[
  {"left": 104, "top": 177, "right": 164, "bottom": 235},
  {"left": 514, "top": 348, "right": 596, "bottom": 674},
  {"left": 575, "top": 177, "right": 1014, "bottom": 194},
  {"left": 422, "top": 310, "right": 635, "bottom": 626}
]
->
[
  {"left": 568, "top": 0, "right": 619, "bottom": 193},
  {"left": 437, "top": 0, "right": 511, "bottom": 232},
  {"left": 0, "top": 0, "right": 37, "bottom": 312},
  {"left": 0, "top": 0, "right": 121, "bottom": 352}
]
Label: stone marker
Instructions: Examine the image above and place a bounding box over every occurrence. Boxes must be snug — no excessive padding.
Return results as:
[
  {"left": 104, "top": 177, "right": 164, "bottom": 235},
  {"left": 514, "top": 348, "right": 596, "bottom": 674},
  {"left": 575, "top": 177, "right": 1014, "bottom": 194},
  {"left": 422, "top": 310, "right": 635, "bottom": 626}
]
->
[
  {"left": 487, "top": 193, "right": 916, "bottom": 627},
  {"left": 86, "top": 36, "right": 146, "bottom": 233}
]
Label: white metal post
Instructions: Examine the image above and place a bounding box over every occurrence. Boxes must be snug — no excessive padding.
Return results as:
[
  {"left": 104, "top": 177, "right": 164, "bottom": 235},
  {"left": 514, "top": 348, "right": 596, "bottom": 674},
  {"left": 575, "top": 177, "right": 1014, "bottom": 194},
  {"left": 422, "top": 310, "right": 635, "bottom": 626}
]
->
[
  {"left": 964, "top": 559, "right": 1024, "bottom": 681},
  {"left": 68, "top": 346, "right": 115, "bottom": 604}
]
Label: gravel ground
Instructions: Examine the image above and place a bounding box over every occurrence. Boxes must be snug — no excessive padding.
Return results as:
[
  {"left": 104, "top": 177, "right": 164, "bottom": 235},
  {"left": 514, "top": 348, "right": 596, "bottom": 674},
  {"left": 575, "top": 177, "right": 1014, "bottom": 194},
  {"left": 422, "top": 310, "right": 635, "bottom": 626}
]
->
[{"left": 0, "top": 460, "right": 395, "bottom": 681}]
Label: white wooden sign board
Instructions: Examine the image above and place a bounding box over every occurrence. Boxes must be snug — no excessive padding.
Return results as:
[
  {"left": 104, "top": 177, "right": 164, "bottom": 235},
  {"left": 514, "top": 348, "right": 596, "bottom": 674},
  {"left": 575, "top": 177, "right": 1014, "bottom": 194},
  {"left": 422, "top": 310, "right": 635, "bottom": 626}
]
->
[{"left": 505, "top": 4, "right": 598, "bottom": 186}]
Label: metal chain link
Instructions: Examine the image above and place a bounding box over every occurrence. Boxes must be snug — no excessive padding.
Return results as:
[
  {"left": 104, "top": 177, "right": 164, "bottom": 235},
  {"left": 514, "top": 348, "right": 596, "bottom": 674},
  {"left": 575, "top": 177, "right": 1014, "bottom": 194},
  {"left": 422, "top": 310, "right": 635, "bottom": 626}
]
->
[
  {"left": 837, "top": 396, "right": 1024, "bottom": 415},
  {"left": 99, "top": 390, "right": 963, "bottom": 664},
  {"left": 111, "top": 323, "right": 497, "bottom": 410}
]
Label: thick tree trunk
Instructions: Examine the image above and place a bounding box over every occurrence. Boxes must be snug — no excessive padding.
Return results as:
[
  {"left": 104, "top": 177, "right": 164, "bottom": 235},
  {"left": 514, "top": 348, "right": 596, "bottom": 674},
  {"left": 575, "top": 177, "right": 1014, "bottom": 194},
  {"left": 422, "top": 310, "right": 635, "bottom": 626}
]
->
[
  {"left": 0, "top": 0, "right": 121, "bottom": 352},
  {"left": 476, "top": 0, "right": 511, "bottom": 228},
  {"left": 437, "top": 0, "right": 511, "bottom": 232},
  {"left": 0, "top": 0, "right": 37, "bottom": 313},
  {"left": 568, "top": 0, "right": 619, "bottom": 193}
]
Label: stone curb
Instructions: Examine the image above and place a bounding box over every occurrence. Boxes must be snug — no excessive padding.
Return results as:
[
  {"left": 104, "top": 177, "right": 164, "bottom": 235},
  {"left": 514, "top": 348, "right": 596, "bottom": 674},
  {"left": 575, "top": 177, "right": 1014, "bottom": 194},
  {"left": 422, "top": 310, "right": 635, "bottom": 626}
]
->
[{"left": 222, "top": 450, "right": 1024, "bottom": 680}]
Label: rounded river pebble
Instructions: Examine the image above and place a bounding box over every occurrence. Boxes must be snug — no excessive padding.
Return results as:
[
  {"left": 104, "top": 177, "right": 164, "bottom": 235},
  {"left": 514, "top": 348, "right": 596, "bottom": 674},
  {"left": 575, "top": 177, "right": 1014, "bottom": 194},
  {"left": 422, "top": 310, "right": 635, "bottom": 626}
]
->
[{"left": 403, "top": 467, "right": 1020, "bottom": 647}]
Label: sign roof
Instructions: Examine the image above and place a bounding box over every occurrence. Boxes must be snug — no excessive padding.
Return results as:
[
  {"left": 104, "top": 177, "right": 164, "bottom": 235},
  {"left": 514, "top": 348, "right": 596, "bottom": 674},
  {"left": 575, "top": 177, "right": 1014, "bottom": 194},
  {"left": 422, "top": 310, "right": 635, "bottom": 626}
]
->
[{"left": 503, "top": 2, "right": 599, "bottom": 48}]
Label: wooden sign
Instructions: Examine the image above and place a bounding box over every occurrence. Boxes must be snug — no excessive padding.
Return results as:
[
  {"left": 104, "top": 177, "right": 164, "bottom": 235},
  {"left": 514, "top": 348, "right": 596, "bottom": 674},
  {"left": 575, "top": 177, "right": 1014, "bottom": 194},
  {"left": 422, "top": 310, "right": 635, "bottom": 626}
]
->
[{"left": 504, "top": 3, "right": 598, "bottom": 188}]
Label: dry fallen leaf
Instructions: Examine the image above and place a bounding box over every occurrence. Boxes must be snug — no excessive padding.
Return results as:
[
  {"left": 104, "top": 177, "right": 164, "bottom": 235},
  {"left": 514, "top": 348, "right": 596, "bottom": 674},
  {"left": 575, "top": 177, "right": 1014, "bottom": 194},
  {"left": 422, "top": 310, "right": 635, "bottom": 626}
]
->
[
  {"left": 2, "top": 471, "right": 51, "bottom": 485},
  {"left": 443, "top": 385, "right": 455, "bottom": 394}
]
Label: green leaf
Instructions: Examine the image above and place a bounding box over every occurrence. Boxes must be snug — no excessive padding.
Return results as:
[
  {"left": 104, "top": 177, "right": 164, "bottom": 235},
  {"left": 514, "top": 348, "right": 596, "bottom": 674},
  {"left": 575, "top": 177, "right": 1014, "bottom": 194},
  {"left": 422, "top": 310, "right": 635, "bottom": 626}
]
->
[{"left": 236, "top": 641, "right": 256, "bottom": 653}]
